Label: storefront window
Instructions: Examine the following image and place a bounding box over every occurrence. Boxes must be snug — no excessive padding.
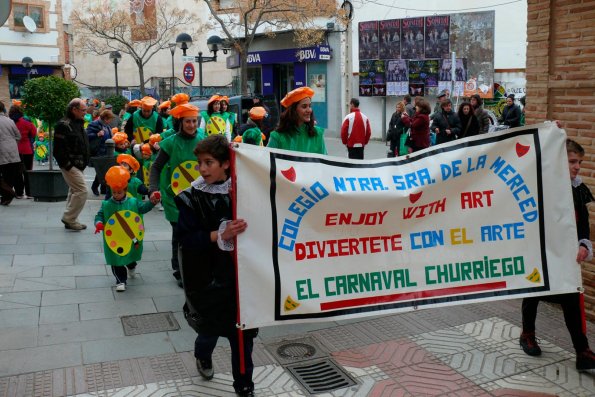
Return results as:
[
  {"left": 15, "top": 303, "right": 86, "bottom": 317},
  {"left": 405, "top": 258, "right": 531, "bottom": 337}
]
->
[{"left": 247, "top": 66, "right": 262, "bottom": 95}]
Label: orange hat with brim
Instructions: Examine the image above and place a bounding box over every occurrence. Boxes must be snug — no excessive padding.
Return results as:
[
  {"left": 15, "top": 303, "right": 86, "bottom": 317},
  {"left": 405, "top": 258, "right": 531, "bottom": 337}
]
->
[
  {"left": 171, "top": 93, "right": 189, "bottom": 106},
  {"left": 208, "top": 95, "right": 221, "bottom": 105},
  {"left": 105, "top": 166, "right": 130, "bottom": 190},
  {"left": 128, "top": 99, "right": 142, "bottom": 108},
  {"left": 12, "top": 99, "right": 22, "bottom": 107},
  {"left": 249, "top": 106, "right": 267, "bottom": 120},
  {"left": 158, "top": 101, "right": 171, "bottom": 110},
  {"left": 149, "top": 134, "right": 162, "bottom": 145},
  {"left": 169, "top": 103, "right": 199, "bottom": 119},
  {"left": 141, "top": 143, "right": 152, "bottom": 156},
  {"left": 141, "top": 96, "right": 158, "bottom": 110},
  {"left": 280, "top": 87, "right": 315, "bottom": 108},
  {"left": 112, "top": 132, "right": 128, "bottom": 144},
  {"left": 219, "top": 96, "right": 229, "bottom": 103},
  {"left": 111, "top": 127, "right": 120, "bottom": 135},
  {"left": 117, "top": 153, "right": 140, "bottom": 172}
]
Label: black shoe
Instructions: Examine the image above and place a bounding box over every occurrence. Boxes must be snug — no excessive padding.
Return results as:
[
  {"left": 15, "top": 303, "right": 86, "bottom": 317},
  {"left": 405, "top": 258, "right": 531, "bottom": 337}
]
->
[
  {"left": 576, "top": 348, "right": 595, "bottom": 371},
  {"left": 235, "top": 386, "right": 255, "bottom": 396},
  {"left": 196, "top": 358, "right": 214, "bottom": 380},
  {"left": 177, "top": 278, "right": 184, "bottom": 288},
  {"left": 519, "top": 332, "right": 542, "bottom": 356},
  {"left": 91, "top": 186, "right": 99, "bottom": 196}
]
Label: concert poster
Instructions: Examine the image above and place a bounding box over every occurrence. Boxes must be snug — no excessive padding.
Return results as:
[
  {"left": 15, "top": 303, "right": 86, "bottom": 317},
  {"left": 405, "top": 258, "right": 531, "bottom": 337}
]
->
[
  {"left": 358, "top": 21, "right": 379, "bottom": 60},
  {"left": 425, "top": 15, "right": 450, "bottom": 59},
  {"left": 400, "top": 17, "right": 425, "bottom": 59},
  {"left": 378, "top": 19, "right": 401, "bottom": 60}
]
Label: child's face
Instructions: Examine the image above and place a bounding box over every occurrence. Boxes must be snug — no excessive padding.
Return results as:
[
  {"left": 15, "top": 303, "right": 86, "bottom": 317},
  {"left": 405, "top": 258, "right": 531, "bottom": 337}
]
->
[
  {"left": 141, "top": 152, "right": 151, "bottom": 160},
  {"left": 568, "top": 151, "right": 582, "bottom": 180},
  {"left": 116, "top": 143, "right": 127, "bottom": 150},
  {"left": 120, "top": 162, "right": 133, "bottom": 173},
  {"left": 198, "top": 153, "right": 229, "bottom": 184},
  {"left": 112, "top": 188, "right": 127, "bottom": 200}
]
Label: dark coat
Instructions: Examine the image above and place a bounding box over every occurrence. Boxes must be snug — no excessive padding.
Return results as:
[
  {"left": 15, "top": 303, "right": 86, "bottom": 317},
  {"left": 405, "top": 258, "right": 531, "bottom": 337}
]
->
[
  {"left": 499, "top": 104, "right": 522, "bottom": 128},
  {"left": 386, "top": 111, "right": 407, "bottom": 155},
  {"left": 458, "top": 113, "right": 481, "bottom": 138},
  {"left": 431, "top": 110, "right": 462, "bottom": 145},
  {"left": 86, "top": 119, "right": 112, "bottom": 156},
  {"left": 53, "top": 118, "right": 90, "bottom": 171},
  {"left": 175, "top": 185, "right": 237, "bottom": 336}
]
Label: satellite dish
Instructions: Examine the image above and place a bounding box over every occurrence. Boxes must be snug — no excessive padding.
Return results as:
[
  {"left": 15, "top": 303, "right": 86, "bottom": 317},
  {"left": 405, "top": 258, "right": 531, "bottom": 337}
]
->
[
  {"left": 0, "top": 0, "right": 12, "bottom": 27},
  {"left": 23, "top": 16, "right": 37, "bottom": 33}
]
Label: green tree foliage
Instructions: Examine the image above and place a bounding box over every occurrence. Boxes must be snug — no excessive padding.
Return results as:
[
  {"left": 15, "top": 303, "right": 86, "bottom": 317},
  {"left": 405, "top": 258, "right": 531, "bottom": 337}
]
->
[
  {"left": 21, "top": 76, "right": 80, "bottom": 169},
  {"left": 103, "top": 95, "right": 128, "bottom": 115}
]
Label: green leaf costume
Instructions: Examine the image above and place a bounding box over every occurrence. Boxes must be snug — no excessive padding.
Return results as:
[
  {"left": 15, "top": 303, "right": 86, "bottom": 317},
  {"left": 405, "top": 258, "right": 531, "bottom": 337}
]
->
[{"left": 267, "top": 124, "right": 327, "bottom": 154}]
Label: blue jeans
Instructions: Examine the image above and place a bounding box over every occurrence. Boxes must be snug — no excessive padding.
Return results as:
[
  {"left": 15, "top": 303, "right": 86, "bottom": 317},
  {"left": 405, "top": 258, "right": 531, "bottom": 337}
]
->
[{"left": 194, "top": 330, "right": 255, "bottom": 393}]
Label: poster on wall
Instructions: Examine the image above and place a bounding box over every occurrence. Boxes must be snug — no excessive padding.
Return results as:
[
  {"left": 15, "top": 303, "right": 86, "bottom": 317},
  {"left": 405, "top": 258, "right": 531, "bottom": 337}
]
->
[
  {"left": 309, "top": 73, "right": 326, "bottom": 102},
  {"left": 409, "top": 83, "right": 424, "bottom": 96},
  {"left": 372, "top": 60, "right": 386, "bottom": 96},
  {"left": 401, "top": 17, "right": 425, "bottom": 59},
  {"left": 439, "top": 58, "right": 467, "bottom": 82},
  {"left": 359, "top": 21, "right": 379, "bottom": 60},
  {"left": 425, "top": 15, "right": 450, "bottom": 59},
  {"left": 386, "top": 60, "right": 409, "bottom": 96},
  {"left": 359, "top": 60, "right": 375, "bottom": 96},
  {"left": 409, "top": 60, "right": 439, "bottom": 88},
  {"left": 450, "top": 11, "right": 494, "bottom": 97},
  {"left": 379, "top": 19, "right": 401, "bottom": 59}
]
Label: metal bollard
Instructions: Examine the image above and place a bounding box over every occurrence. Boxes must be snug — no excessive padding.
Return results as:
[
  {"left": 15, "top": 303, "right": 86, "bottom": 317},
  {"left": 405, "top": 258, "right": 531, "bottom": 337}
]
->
[{"left": 105, "top": 139, "right": 115, "bottom": 157}]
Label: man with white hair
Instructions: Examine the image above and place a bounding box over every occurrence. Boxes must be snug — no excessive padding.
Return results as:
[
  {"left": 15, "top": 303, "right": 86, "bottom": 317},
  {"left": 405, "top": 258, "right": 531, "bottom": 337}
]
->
[{"left": 53, "top": 98, "right": 90, "bottom": 230}]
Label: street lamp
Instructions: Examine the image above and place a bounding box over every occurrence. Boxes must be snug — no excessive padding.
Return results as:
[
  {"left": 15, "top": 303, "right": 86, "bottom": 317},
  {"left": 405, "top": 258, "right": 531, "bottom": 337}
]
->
[
  {"left": 176, "top": 33, "right": 228, "bottom": 97},
  {"left": 21, "top": 56, "right": 33, "bottom": 80},
  {"left": 168, "top": 43, "right": 176, "bottom": 97},
  {"left": 109, "top": 51, "right": 122, "bottom": 96}
]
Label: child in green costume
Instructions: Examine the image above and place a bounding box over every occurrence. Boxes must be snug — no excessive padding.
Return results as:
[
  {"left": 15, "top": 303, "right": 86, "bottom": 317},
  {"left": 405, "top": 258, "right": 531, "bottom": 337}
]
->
[{"left": 94, "top": 166, "right": 159, "bottom": 292}]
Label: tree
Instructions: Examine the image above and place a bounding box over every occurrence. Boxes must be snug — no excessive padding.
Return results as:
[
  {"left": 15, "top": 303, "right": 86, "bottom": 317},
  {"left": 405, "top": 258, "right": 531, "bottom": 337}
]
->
[
  {"left": 21, "top": 76, "right": 81, "bottom": 170},
  {"left": 71, "top": 1, "right": 200, "bottom": 95},
  {"left": 200, "top": 0, "right": 346, "bottom": 95}
]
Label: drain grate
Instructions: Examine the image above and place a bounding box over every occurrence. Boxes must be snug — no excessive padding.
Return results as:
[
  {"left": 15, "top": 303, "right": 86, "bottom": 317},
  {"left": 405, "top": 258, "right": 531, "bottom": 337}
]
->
[
  {"left": 121, "top": 312, "right": 180, "bottom": 336},
  {"left": 265, "top": 336, "right": 328, "bottom": 365},
  {"left": 286, "top": 359, "right": 357, "bottom": 395}
]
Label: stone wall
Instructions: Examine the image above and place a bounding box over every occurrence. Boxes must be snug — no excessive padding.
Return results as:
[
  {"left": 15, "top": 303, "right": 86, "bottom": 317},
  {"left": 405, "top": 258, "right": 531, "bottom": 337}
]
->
[{"left": 525, "top": 0, "right": 595, "bottom": 318}]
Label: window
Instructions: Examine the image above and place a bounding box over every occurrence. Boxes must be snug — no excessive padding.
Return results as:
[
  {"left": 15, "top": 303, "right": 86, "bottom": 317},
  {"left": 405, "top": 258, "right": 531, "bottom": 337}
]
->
[{"left": 12, "top": 2, "right": 46, "bottom": 31}]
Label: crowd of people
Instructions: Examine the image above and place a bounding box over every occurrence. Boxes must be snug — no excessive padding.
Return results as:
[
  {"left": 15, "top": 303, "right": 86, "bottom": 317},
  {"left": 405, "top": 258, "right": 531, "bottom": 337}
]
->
[{"left": 0, "top": 85, "right": 592, "bottom": 394}]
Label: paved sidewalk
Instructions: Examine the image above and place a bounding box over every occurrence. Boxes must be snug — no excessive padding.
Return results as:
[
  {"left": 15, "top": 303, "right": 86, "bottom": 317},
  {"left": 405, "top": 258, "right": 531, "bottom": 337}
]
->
[{"left": 0, "top": 139, "right": 593, "bottom": 396}]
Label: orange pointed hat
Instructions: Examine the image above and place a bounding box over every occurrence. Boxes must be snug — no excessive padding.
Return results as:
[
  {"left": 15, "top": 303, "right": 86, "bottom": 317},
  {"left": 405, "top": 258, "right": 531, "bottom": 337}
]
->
[
  {"left": 158, "top": 100, "right": 171, "bottom": 110},
  {"left": 249, "top": 106, "right": 267, "bottom": 121},
  {"left": 280, "top": 87, "right": 315, "bottom": 108},
  {"left": 208, "top": 95, "right": 222, "bottom": 105},
  {"left": 128, "top": 99, "right": 142, "bottom": 108},
  {"left": 105, "top": 166, "right": 131, "bottom": 190},
  {"left": 170, "top": 93, "right": 189, "bottom": 106},
  {"left": 112, "top": 132, "right": 129, "bottom": 144},
  {"left": 141, "top": 96, "right": 158, "bottom": 110},
  {"left": 117, "top": 153, "right": 140, "bottom": 173},
  {"left": 169, "top": 103, "right": 199, "bottom": 119},
  {"left": 149, "top": 134, "right": 162, "bottom": 145},
  {"left": 12, "top": 99, "right": 22, "bottom": 107},
  {"left": 141, "top": 143, "right": 152, "bottom": 156}
]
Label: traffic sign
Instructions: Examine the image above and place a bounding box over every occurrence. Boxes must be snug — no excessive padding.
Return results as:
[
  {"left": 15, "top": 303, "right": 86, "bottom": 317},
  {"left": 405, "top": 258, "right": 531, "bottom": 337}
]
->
[
  {"left": 183, "top": 63, "right": 195, "bottom": 84},
  {"left": 182, "top": 55, "right": 194, "bottom": 62}
]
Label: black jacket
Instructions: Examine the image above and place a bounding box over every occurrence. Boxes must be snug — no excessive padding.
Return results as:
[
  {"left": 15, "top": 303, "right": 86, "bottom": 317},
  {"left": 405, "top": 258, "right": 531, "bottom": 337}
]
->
[
  {"left": 499, "top": 104, "right": 521, "bottom": 128},
  {"left": 53, "top": 118, "right": 90, "bottom": 171},
  {"left": 431, "top": 110, "right": 462, "bottom": 145},
  {"left": 386, "top": 111, "right": 407, "bottom": 154},
  {"left": 458, "top": 113, "right": 481, "bottom": 138},
  {"left": 175, "top": 184, "right": 237, "bottom": 336}
]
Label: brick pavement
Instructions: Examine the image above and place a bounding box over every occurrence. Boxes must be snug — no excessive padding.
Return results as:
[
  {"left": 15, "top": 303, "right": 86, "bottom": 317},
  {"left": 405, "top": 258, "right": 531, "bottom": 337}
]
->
[{"left": 0, "top": 138, "right": 593, "bottom": 396}]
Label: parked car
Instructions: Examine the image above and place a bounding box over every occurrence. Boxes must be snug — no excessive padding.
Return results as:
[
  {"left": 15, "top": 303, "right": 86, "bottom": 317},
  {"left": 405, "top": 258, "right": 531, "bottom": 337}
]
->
[{"left": 190, "top": 94, "right": 279, "bottom": 138}]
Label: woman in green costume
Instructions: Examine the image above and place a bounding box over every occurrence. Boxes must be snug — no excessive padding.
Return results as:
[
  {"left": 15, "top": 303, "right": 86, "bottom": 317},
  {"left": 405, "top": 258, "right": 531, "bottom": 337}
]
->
[
  {"left": 149, "top": 103, "right": 206, "bottom": 287},
  {"left": 199, "top": 95, "right": 231, "bottom": 141},
  {"left": 267, "top": 87, "right": 326, "bottom": 155}
]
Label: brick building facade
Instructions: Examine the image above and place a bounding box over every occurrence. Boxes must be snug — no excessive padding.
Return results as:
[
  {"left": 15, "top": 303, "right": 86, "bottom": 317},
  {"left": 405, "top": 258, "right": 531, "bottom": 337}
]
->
[{"left": 525, "top": 0, "right": 595, "bottom": 318}]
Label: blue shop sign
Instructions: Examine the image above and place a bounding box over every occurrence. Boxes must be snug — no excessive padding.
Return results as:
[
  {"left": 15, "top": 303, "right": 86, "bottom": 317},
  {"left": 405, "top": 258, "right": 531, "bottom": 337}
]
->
[
  {"left": 10, "top": 66, "right": 55, "bottom": 76},
  {"left": 247, "top": 46, "right": 331, "bottom": 65}
]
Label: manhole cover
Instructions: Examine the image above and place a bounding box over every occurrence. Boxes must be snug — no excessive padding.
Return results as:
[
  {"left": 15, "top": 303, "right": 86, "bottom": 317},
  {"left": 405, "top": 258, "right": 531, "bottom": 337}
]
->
[
  {"left": 286, "top": 359, "right": 357, "bottom": 395},
  {"left": 265, "top": 336, "right": 328, "bottom": 365},
  {"left": 121, "top": 312, "right": 180, "bottom": 336}
]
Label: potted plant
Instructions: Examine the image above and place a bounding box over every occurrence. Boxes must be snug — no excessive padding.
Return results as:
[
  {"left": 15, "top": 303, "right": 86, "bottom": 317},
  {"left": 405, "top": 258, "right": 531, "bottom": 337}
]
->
[{"left": 21, "top": 76, "right": 80, "bottom": 201}]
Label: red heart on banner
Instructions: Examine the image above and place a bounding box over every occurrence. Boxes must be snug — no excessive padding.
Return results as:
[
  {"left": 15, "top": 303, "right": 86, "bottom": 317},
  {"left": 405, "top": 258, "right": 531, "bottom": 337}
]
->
[
  {"left": 516, "top": 142, "right": 530, "bottom": 157},
  {"left": 409, "top": 192, "right": 423, "bottom": 204},
  {"left": 281, "top": 167, "right": 296, "bottom": 182}
]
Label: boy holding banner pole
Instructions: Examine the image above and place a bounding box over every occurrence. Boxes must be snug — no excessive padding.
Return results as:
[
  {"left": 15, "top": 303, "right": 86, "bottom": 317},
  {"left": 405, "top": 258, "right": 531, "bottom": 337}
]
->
[{"left": 519, "top": 139, "right": 595, "bottom": 371}]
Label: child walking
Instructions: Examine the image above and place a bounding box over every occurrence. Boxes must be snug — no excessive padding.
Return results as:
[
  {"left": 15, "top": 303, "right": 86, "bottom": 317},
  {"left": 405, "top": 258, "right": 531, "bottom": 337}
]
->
[
  {"left": 95, "top": 165, "right": 158, "bottom": 291},
  {"left": 519, "top": 138, "right": 595, "bottom": 371},
  {"left": 175, "top": 135, "right": 256, "bottom": 396}
]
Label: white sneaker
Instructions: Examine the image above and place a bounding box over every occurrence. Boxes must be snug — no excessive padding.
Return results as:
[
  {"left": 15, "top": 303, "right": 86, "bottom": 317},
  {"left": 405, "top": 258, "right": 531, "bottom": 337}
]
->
[
  {"left": 116, "top": 283, "right": 126, "bottom": 292},
  {"left": 128, "top": 268, "right": 136, "bottom": 278}
]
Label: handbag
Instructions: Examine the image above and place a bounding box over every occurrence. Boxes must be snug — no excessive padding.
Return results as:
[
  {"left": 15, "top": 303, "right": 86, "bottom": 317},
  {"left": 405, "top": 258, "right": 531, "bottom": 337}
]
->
[{"left": 399, "top": 129, "right": 411, "bottom": 156}]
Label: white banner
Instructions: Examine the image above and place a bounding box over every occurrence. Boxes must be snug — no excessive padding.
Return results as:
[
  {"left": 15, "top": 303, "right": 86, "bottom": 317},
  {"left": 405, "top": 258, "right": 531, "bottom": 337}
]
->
[{"left": 235, "top": 123, "right": 581, "bottom": 329}]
